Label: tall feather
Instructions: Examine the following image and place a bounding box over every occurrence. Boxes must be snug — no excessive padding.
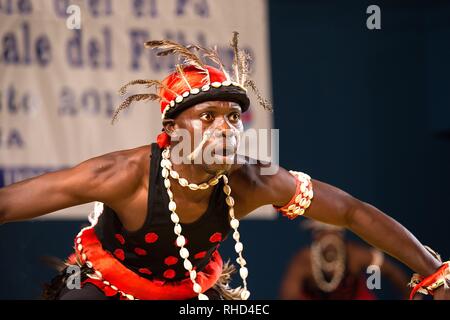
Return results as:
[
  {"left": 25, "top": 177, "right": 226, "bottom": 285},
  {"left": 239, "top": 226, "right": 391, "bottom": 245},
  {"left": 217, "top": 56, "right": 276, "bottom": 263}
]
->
[
  {"left": 176, "top": 64, "right": 193, "bottom": 90},
  {"left": 111, "top": 93, "right": 160, "bottom": 124},
  {"left": 244, "top": 79, "right": 273, "bottom": 112},
  {"left": 119, "top": 79, "right": 178, "bottom": 97},
  {"left": 185, "top": 45, "right": 217, "bottom": 84},
  {"left": 185, "top": 44, "right": 203, "bottom": 52},
  {"left": 198, "top": 67, "right": 211, "bottom": 86},
  {"left": 150, "top": 80, "right": 181, "bottom": 98},
  {"left": 201, "top": 45, "right": 231, "bottom": 82},
  {"left": 118, "top": 80, "right": 151, "bottom": 96},
  {"left": 230, "top": 31, "right": 241, "bottom": 84},
  {"left": 237, "top": 50, "right": 251, "bottom": 84},
  {"left": 118, "top": 79, "right": 157, "bottom": 96},
  {"left": 144, "top": 40, "right": 205, "bottom": 71}
]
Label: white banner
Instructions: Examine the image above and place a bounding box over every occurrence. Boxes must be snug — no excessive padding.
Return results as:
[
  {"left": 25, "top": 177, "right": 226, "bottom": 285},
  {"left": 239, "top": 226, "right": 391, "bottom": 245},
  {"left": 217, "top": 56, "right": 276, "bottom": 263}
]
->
[{"left": 0, "top": 0, "right": 275, "bottom": 219}]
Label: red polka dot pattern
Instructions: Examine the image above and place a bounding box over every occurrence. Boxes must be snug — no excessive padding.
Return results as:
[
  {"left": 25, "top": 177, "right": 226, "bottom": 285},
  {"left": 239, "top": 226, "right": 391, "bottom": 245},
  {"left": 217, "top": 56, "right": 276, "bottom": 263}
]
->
[
  {"left": 164, "top": 256, "right": 178, "bottom": 266},
  {"left": 134, "top": 248, "right": 147, "bottom": 256},
  {"left": 209, "top": 232, "right": 222, "bottom": 243},
  {"left": 114, "top": 234, "right": 125, "bottom": 245},
  {"left": 145, "top": 232, "right": 159, "bottom": 243},
  {"left": 194, "top": 251, "right": 207, "bottom": 259},
  {"left": 163, "top": 269, "right": 176, "bottom": 279},
  {"left": 113, "top": 249, "right": 125, "bottom": 261},
  {"left": 138, "top": 268, "right": 152, "bottom": 275}
]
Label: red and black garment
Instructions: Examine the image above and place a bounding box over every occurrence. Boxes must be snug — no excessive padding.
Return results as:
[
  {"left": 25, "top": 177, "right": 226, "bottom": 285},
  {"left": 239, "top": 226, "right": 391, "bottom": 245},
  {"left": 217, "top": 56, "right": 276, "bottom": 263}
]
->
[
  {"left": 47, "top": 35, "right": 272, "bottom": 299},
  {"left": 70, "top": 142, "right": 233, "bottom": 299}
]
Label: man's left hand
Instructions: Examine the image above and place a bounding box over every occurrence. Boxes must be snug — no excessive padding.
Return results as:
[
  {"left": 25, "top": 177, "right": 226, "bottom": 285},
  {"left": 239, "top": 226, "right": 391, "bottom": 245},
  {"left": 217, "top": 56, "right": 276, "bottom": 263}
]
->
[{"left": 433, "top": 281, "right": 450, "bottom": 300}]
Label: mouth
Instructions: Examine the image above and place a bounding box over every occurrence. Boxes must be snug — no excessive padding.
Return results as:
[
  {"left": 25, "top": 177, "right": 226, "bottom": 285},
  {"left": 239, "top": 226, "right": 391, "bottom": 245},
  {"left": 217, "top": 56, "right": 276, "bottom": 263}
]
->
[
  {"left": 209, "top": 145, "right": 236, "bottom": 164},
  {"left": 219, "top": 146, "right": 235, "bottom": 157}
]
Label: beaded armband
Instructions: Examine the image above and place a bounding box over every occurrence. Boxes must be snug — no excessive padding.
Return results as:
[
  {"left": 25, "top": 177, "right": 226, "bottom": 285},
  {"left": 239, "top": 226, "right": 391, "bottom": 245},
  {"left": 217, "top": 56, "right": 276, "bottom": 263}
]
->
[
  {"left": 408, "top": 262, "right": 450, "bottom": 299},
  {"left": 273, "top": 170, "right": 314, "bottom": 220},
  {"left": 408, "top": 247, "right": 450, "bottom": 299}
]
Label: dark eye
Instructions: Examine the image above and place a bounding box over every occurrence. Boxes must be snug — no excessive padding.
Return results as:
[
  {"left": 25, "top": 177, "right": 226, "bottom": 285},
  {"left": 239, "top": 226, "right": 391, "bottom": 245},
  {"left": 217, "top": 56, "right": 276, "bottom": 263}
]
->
[
  {"left": 229, "top": 112, "right": 241, "bottom": 122},
  {"left": 200, "top": 112, "right": 214, "bottom": 121}
]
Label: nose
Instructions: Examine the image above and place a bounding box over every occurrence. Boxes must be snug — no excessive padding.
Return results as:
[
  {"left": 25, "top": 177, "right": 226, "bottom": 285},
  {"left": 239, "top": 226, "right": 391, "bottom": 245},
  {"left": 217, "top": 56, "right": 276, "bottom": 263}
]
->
[
  {"left": 213, "top": 117, "right": 233, "bottom": 138},
  {"left": 214, "top": 129, "right": 234, "bottom": 138}
]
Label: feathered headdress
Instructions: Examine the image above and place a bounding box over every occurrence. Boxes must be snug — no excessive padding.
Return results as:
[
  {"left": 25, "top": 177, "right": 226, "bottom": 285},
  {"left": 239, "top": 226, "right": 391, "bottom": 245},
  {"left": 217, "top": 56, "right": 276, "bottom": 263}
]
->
[{"left": 112, "top": 31, "right": 272, "bottom": 148}]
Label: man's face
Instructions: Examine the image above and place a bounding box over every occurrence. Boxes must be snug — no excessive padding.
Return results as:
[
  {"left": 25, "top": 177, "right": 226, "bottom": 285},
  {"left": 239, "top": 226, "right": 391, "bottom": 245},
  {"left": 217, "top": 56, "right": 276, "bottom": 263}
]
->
[{"left": 168, "top": 100, "right": 244, "bottom": 174}]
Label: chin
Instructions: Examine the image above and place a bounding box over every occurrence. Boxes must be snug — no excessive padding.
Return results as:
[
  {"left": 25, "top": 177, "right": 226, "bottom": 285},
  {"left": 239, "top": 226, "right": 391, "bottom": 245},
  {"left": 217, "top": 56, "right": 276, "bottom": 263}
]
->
[
  {"left": 202, "top": 164, "right": 232, "bottom": 175},
  {"left": 202, "top": 156, "right": 234, "bottom": 175}
]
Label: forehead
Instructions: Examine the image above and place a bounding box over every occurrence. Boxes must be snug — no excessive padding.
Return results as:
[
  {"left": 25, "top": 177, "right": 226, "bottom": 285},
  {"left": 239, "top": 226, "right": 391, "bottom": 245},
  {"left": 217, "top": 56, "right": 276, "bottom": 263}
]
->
[
  {"left": 174, "top": 100, "right": 243, "bottom": 120},
  {"left": 192, "top": 100, "right": 241, "bottom": 111}
]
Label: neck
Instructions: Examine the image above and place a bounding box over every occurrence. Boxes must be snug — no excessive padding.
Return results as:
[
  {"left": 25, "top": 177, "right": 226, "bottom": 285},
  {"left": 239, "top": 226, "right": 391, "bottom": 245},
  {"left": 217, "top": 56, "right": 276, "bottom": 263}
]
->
[
  {"left": 170, "top": 161, "right": 216, "bottom": 185},
  {"left": 167, "top": 162, "right": 217, "bottom": 202}
]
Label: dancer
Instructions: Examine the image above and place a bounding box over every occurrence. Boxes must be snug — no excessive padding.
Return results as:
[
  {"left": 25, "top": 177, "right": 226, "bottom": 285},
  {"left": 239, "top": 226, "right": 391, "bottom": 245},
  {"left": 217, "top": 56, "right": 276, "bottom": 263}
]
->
[{"left": 0, "top": 33, "right": 448, "bottom": 300}]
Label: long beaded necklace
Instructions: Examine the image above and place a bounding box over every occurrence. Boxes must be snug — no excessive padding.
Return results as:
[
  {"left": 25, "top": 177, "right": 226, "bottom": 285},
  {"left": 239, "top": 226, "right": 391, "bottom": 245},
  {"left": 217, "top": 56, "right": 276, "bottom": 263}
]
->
[{"left": 160, "top": 146, "right": 250, "bottom": 300}]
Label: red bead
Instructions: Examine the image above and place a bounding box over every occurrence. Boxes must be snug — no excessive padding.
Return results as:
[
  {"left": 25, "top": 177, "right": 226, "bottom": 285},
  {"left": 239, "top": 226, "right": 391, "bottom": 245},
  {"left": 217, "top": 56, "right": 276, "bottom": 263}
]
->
[
  {"left": 145, "top": 232, "right": 159, "bottom": 243},
  {"left": 194, "top": 251, "right": 207, "bottom": 259},
  {"left": 113, "top": 249, "right": 125, "bottom": 261},
  {"left": 114, "top": 234, "right": 125, "bottom": 245},
  {"left": 163, "top": 269, "right": 176, "bottom": 279},
  {"left": 134, "top": 248, "right": 147, "bottom": 256},
  {"left": 164, "top": 256, "right": 178, "bottom": 266},
  {"left": 209, "top": 232, "right": 222, "bottom": 243},
  {"left": 138, "top": 268, "right": 152, "bottom": 275}
]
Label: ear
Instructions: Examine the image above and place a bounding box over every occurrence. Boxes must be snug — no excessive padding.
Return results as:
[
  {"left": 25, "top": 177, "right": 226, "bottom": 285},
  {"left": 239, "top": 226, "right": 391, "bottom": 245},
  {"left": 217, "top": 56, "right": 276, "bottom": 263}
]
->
[{"left": 162, "top": 118, "right": 176, "bottom": 136}]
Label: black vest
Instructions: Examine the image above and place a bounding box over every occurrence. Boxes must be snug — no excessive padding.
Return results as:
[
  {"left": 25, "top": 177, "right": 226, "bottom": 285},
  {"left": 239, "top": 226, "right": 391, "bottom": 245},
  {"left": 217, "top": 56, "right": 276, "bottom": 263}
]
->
[{"left": 94, "top": 143, "right": 232, "bottom": 282}]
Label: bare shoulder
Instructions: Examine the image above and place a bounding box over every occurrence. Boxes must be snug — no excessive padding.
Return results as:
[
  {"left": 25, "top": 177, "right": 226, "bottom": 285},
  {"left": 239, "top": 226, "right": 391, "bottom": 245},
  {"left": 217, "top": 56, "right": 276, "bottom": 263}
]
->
[
  {"left": 229, "top": 155, "right": 273, "bottom": 188},
  {"left": 233, "top": 157, "right": 296, "bottom": 198},
  {"left": 228, "top": 156, "right": 297, "bottom": 217},
  {"left": 84, "top": 145, "right": 150, "bottom": 178},
  {"left": 75, "top": 145, "right": 152, "bottom": 204},
  {"left": 229, "top": 156, "right": 275, "bottom": 198}
]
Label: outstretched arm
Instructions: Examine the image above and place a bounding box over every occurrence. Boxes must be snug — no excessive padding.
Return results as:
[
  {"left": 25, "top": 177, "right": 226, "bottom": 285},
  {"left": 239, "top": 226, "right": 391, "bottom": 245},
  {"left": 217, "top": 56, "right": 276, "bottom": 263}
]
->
[
  {"left": 308, "top": 179, "right": 441, "bottom": 277},
  {"left": 262, "top": 166, "right": 449, "bottom": 299},
  {"left": 0, "top": 150, "right": 142, "bottom": 224}
]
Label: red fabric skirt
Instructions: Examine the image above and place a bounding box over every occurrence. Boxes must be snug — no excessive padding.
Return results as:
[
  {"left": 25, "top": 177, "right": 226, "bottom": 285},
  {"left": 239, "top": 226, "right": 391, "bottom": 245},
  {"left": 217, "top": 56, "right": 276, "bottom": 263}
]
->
[{"left": 74, "top": 227, "right": 223, "bottom": 300}]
